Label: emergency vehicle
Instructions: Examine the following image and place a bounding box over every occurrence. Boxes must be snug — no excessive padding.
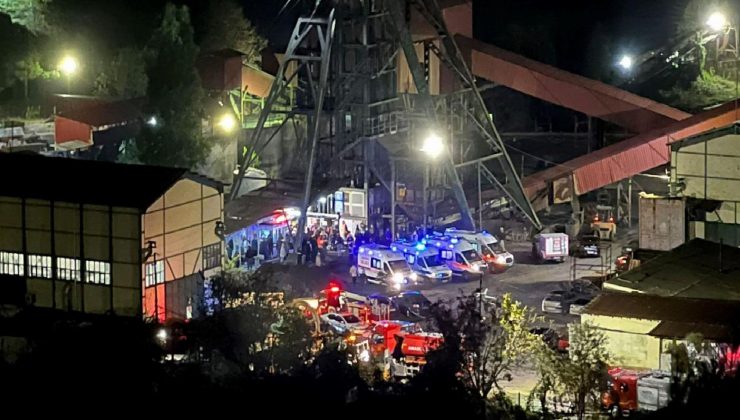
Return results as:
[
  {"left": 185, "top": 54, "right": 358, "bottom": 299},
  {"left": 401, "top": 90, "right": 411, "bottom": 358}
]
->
[
  {"left": 422, "top": 235, "right": 487, "bottom": 280},
  {"left": 357, "top": 244, "right": 419, "bottom": 290},
  {"left": 370, "top": 321, "right": 442, "bottom": 379},
  {"left": 390, "top": 240, "right": 453, "bottom": 283},
  {"left": 601, "top": 368, "right": 671, "bottom": 417},
  {"left": 445, "top": 228, "right": 514, "bottom": 271}
]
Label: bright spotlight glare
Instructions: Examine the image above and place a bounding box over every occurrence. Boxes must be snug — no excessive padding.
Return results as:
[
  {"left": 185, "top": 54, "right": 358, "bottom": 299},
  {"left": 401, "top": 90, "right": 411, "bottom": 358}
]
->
[
  {"left": 217, "top": 113, "right": 237, "bottom": 133},
  {"left": 618, "top": 55, "right": 633, "bottom": 70},
  {"left": 707, "top": 12, "right": 728, "bottom": 31},
  {"left": 59, "top": 56, "right": 78, "bottom": 76},
  {"left": 421, "top": 132, "right": 444, "bottom": 158}
]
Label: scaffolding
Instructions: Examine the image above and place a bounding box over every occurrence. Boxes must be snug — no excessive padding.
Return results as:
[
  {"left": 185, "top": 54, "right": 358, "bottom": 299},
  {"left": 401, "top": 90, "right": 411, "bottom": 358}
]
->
[{"left": 230, "top": 0, "right": 541, "bottom": 247}]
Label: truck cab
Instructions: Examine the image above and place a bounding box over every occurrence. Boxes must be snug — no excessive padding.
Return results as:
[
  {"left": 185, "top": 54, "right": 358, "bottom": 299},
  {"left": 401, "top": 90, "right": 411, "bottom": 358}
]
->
[
  {"left": 423, "top": 235, "right": 487, "bottom": 280},
  {"left": 390, "top": 240, "right": 453, "bottom": 283},
  {"left": 602, "top": 367, "right": 671, "bottom": 417},
  {"left": 357, "top": 244, "right": 419, "bottom": 290},
  {"left": 445, "top": 228, "right": 515, "bottom": 271}
]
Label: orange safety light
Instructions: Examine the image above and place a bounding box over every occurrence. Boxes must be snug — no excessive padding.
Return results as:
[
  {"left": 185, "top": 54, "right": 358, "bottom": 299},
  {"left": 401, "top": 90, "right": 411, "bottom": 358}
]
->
[
  {"left": 593, "top": 215, "right": 599, "bottom": 222},
  {"left": 608, "top": 217, "right": 614, "bottom": 222}
]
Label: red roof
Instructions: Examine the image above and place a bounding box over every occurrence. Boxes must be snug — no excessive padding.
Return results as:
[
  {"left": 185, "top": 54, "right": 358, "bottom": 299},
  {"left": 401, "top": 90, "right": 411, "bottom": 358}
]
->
[
  {"left": 58, "top": 98, "right": 143, "bottom": 128},
  {"left": 523, "top": 101, "right": 740, "bottom": 198},
  {"left": 459, "top": 35, "right": 690, "bottom": 134}
]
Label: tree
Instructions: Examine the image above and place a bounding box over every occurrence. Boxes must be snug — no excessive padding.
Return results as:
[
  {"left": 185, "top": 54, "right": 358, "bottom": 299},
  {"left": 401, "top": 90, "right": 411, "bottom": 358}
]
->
[
  {"left": 93, "top": 47, "right": 147, "bottom": 99},
  {"left": 559, "top": 322, "right": 611, "bottom": 420},
  {"left": 198, "top": 0, "right": 266, "bottom": 65},
  {"left": 15, "top": 50, "right": 58, "bottom": 99},
  {"left": 134, "top": 3, "right": 209, "bottom": 168},
  {"left": 0, "top": 0, "right": 50, "bottom": 34},
  {"left": 424, "top": 292, "right": 540, "bottom": 400},
  {"left": 189, "top": 268, "right": 313, "bottom": 376}
]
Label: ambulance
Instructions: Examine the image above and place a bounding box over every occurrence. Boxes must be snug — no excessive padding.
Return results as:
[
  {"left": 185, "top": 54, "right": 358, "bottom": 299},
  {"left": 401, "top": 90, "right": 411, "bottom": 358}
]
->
[
  {"left": 356, "top": 244, "right": 419, "bottom": 290},
  {"left": 422, "top": 235, "right": 487, "bottom": 280},
  {"left": 445, "top": 228, "right": 514, "bottom": 271},
  {"left": 390, "top": 240, "right": 453, "bottom": 283}
]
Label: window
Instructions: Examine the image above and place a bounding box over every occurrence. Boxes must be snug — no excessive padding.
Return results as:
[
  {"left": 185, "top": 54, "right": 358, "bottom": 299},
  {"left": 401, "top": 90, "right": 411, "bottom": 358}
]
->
[
  {"left": 0, "top": 251, "right": 24, "bottom": 276},
  {"left": 371, "top": 258, "right": 382, "bottom": 270},
  {"left": 406, "top": 254, "right": 416, "bottom": 265},
  {"left": 57, "top": 257, "right": 80, "bottom": 281},
  {"left": 85, "top": 260, "right": 111, "bottom": 285},
  {"left": 29, "top": 255, "right": 51, "bottom": 278},
  {"left": 455, "top": 253, "right": 466, "bottom": 264},
  {"left": 440, "top": 250, "right": 453, "bottom": 260},
  {"left": 145, "top": 260, "right": 164, "bottom": 287},
  {"left": 203, "top": 243, "right": 221, "bottom": 270}
]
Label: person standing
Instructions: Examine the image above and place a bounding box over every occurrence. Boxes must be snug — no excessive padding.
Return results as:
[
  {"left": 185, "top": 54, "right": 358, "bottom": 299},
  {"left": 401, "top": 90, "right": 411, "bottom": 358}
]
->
[
  {"left": 350, "top": 264, "right": 358, "bottom": 285},
  {"left": 280, "top": 240, "right": 288, "bottom": 262}
]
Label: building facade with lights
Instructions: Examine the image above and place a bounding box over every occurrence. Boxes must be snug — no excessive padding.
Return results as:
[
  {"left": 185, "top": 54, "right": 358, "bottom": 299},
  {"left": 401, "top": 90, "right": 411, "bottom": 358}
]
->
[{"left": 0, "top": 153, "right": 223, "bottom": 321}]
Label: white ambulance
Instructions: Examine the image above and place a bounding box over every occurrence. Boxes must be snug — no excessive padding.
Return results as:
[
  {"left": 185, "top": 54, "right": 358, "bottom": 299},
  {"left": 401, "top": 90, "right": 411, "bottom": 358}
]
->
[
  {"left": 445, "top": 228, "right": 514, "bottom": 271},
  {"left": 422, "top": 235, "right": 487, "bottom": 280},
  {"left": 390, "top": 240, "right": 453, "bottom": 283},
  {"left": 356, "top": 244, "right": 419, "bottom": 290}
]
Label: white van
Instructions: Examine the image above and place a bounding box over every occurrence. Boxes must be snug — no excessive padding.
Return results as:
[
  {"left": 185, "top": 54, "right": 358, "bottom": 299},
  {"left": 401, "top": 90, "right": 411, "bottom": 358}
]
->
[
  {"left": 423, "top": 235, "right": 487, "bottom": 280},
  {"left": 390, "top": 240, "right": 453, "bottom": 283},
  {"left": 445, "top": 228, "right": 514, "bottom": 271},
  {"left": 357, "top": 244, "right": 418, "bottom": 290}
]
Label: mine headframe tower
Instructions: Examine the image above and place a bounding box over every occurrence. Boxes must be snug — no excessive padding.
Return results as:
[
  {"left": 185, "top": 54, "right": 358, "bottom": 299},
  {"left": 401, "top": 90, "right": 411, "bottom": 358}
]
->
[{"left": 231, "top": 0, "right": 542, "bottom": 246}]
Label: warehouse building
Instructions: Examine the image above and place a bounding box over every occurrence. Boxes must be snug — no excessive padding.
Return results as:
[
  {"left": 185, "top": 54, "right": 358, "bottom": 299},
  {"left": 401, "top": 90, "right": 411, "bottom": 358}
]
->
[
  {"left": 0, "top": 153, "right": 223, "bottom": 321},
  {"left": 582, "top": 293, "right": 740, "bottom": 370}
]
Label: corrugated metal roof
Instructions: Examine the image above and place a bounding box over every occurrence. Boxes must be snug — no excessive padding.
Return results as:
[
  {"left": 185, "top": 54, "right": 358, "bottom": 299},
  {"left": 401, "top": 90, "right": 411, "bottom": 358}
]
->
[
  {"left": 605, "top": 239, "right": 740, "bottom": 301},
  {"left": 0, "top": 152, "right": 185, "bottom": 210},
  {"left": 584, "top": 293, "right": 740, "bottom": 325},
  {"left": 649, "top": 321, "right": 737, "bottom": 342},
  {"left": 459, "top": 35, "right": 690, "bottom": 134},
  {"left": 57, "top": 97, "right": 143, "bottom": 128},
  {"left": 522, "top": 100, "right": 740, "bottom": 200}
]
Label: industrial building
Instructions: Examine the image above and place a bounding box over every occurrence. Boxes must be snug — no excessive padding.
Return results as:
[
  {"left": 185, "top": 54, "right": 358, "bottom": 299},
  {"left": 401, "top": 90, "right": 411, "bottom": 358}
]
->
[
  {"left": 582, "top": 293, "right": 740, "bottom": 370},
  {"left": 604, "top": 239, "right": 740, "bottom": 300},
  {"left": 0, "top": 153, "right": 223, "bottom": 321},
  {"left": 670, "top": 123, "right": 740, "bottom": 246}
]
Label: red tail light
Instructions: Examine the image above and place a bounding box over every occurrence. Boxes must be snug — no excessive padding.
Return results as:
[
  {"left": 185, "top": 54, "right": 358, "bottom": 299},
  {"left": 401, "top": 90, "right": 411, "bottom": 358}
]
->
[{"left": 608, "top": 217, "right": 614, "bottom": 222}]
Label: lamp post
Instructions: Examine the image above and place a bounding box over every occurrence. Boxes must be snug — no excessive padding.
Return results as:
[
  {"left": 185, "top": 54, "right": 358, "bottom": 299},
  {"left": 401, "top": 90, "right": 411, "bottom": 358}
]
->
[
  {"left": 420, "top": 132, "right": 444, "bottom": 233},
  {"left": 58, "top": 55, "right": 78, "bottom": 94},
  {"left": 706, "top": 11, "right": 738, "bottom": 118}
]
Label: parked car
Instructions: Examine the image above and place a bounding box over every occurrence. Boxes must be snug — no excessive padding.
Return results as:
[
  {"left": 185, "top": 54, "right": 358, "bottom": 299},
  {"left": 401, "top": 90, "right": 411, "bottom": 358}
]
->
[
  {"left": 530, "top": 327, "right": 569, "bottom": 353},
  {"left": 568, "top": 297, "right": 593, "bottom": 315},
  {"left": 320, "top": 312, "right": 363, "bottom": 334},
  {"left": 541, "top": 290, "right": 578, "bottom": 314},
  {"left": 392, "top": 291, "right": 432, "bottom": 318},
  {"left": 572, "top": 235, "right": 600, "bottom": 258}
]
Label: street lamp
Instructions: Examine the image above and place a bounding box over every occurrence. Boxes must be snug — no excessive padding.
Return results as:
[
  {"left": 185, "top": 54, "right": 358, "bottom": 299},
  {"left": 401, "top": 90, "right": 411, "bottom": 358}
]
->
[
  {"left": 420, "top": 132, "right": 444, "bottom": 158},
  {"left": 707, "top": 11, "right": 728, "bottom": 32},
  {"left": 618, "top": 54, "right": 633, "bottom": 71},
  {"left": 217, "top": 112, "right": 237, "bottom": 133},
  {"left": 58, "top": 55, "right": 78, "bottom": 93}
]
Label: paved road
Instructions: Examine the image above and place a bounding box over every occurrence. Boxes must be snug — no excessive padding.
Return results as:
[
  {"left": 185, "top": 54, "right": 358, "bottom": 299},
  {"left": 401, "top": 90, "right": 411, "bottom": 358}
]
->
[{"left": 338, "top": 240, "right": 624, "bottom": 329}]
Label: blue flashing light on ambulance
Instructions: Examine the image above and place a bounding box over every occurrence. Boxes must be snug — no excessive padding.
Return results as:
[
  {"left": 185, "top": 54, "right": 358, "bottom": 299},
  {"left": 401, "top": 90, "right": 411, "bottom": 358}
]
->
[
  {"left": 390, "top": 240, "right": 453, "bottom": 283},
  {"left": 422, "top": 235, "right": 487, "bottom": 280},
  {"left": 356, "top": 244, "right": 419, "bottom": 290},
  {"left": 445, "top": 228, "right": 514, "bottom": 271}
]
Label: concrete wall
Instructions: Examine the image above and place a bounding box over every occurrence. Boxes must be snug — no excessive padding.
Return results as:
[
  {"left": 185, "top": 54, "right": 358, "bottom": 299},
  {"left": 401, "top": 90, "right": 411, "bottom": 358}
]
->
[
  {"left": 142, "top": 178, "right": 223, "bottom": 320},
  {"left": 582, "top": 314, "right": 663, "bottom": 370},
  {"left": 0, "top": 196, "right": 141, "bottom": 316},
  {"left": 639, "top": 197, "right": 685, "bottom": 251}
]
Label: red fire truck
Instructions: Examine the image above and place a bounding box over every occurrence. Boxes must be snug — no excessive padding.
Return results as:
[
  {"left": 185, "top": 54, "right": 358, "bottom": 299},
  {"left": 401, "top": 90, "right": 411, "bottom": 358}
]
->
[
  {"left": 370, "top": 321, "right": 442, "bottom": 379},
  {"left": 601, "top": 368, "right": 671, "bottom": 417}
]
